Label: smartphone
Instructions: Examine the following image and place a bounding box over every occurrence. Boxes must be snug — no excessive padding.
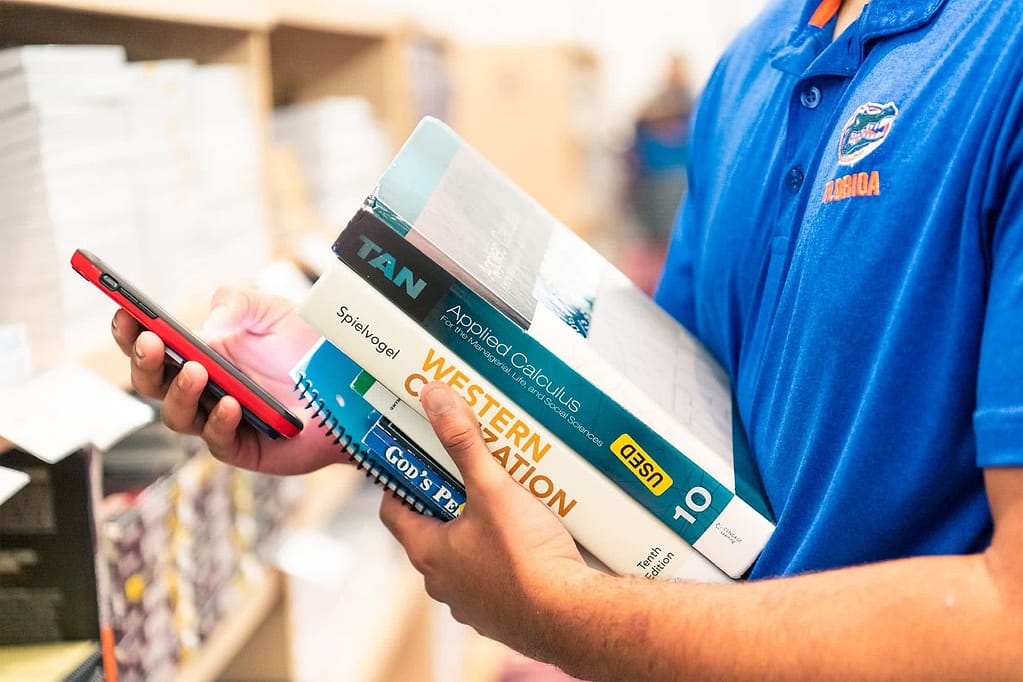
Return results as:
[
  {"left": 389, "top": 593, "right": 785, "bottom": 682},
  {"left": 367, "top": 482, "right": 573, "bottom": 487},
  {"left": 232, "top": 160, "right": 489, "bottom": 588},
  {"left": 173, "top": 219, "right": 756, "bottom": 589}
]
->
[{"left": 70, "top": 248, "right": 303, "bottom": 440}]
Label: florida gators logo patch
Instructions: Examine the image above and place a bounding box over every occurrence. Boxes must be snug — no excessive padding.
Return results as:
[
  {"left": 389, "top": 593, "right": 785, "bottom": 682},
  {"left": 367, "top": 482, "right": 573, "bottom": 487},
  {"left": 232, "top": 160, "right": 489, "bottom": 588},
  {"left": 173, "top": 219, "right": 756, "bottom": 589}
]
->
[{"left": 838, "top": 101, "right": 898, "bottom": 166}]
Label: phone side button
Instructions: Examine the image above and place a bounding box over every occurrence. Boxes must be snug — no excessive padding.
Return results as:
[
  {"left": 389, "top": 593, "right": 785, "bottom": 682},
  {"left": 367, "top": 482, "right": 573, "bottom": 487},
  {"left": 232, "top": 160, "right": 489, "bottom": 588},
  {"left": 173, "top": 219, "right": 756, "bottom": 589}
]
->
[{"left": 135, "top": 301, "right": 159, "bottom": 319}]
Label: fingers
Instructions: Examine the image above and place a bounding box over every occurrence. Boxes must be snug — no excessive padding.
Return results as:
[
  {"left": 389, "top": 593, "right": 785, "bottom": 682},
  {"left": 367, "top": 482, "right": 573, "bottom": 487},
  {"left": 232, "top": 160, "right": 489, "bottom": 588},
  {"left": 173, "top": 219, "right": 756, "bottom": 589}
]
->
[
  {"left": 201, "top": 395, "right": 246, "bottom": 464},
  {"left": 203, "top": 287, "right": 254, "bottom": 338},
  {"left": 129, "top": 331, "right": 172, "bottom": 399},
  {"left": 113, "top": 309, "right": 173, "bottom": 401},
  {"left": 111, "top": 308, "right": 142, "bottom": 357},
  {"left": 419, "top": 382, "right": 507, "bottom": 496},
  {"left": 205, "top": 286, "right": 291, "bottom": 338},
  {"left": 159, "top": 361, "right": 209, "bottom": 435}
]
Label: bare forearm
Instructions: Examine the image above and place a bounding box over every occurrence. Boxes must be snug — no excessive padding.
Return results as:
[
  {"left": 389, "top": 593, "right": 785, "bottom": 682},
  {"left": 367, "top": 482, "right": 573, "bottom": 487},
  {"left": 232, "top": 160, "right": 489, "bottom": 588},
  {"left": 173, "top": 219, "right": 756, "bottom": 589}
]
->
[{"left": 528, "top": 552, "right": 1022, "bottom": 682}]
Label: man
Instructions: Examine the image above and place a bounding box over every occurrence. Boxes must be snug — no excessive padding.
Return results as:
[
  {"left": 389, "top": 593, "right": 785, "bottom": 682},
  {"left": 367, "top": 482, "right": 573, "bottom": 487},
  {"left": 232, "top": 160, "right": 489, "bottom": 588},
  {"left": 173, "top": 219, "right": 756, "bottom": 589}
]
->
[{"left": 115, "top": 0, "right": 1023, "bottom": 678}]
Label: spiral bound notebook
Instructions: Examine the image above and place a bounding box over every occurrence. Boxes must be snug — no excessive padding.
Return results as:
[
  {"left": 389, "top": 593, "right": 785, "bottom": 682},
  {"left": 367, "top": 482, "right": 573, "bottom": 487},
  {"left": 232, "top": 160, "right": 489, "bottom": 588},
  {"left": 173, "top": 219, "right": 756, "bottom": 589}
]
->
[{"left": 290, "top": 337, "right": 466, "bottom": 520}]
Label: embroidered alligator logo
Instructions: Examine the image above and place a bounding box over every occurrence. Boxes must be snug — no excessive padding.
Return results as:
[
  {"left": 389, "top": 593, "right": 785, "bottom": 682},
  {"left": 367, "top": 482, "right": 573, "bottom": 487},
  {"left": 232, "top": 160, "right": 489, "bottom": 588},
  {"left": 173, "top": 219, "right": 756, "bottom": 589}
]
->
[{"left": 838, "top": 101, "right": 898, "bottom": 166}]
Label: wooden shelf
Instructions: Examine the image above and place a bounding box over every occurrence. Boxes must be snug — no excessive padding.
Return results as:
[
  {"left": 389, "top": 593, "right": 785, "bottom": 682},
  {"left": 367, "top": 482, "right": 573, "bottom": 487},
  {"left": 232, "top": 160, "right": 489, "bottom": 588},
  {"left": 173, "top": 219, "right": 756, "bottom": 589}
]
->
[
  {"left": 447, "top": 42, "right": 602, "bottom": 237},
  {"left": 271, "top": 0, "right": 405, "bottom": 37},
  {"left": 0, "top": 1, "right": 273, "bottom": 126},
  {"left": 4, "top": 0, "right": 273, "bottom": 29},
  {"left": 267, "top": 23, "right": 418, "bottom": 150},
  {"left": 0, "top": 640, "right": 100, "bottom": 682}
]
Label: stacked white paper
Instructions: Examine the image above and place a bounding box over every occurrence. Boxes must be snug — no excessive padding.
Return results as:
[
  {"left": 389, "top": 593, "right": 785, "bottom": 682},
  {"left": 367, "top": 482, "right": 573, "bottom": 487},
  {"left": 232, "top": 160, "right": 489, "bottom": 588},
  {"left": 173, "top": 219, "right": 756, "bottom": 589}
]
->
[
  {"left": 273, "top": 96, "right": 390, "bottom": 232},
  {"left": 1, "top": 44, "right": 275, "bottom": 369},
  {"left": 0, "top": 44, "right": 141, "bottom": 367}
]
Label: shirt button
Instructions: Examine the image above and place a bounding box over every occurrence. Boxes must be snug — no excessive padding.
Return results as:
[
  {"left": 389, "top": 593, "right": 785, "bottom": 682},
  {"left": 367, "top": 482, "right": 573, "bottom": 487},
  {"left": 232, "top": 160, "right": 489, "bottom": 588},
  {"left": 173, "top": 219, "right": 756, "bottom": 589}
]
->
[
  {"left": 800, "top": 85, "right": 822, "bottom": 109},
  {"left": 787, "top": 167, "right": 804, "bottom": 192}
]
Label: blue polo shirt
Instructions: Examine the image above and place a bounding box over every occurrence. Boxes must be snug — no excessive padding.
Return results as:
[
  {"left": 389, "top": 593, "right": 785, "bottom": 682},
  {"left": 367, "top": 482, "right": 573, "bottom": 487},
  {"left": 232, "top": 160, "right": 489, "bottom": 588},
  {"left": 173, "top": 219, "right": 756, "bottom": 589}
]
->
[{"left": 655, "top": 0, "right": 1023, "bottom": 578}]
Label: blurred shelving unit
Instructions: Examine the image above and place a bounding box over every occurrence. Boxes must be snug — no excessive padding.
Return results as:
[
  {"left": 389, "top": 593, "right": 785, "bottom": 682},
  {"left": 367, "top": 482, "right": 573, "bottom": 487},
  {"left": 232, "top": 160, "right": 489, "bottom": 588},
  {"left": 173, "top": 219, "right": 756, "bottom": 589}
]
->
[
  {"left": 268, "top": 1, "right": 451, "bottom": 154},
  {"left": 0, "top": 2, "right": 595, "bottom": 680},
  {"left": 5, "top": 0, "right": 272, "bottom": 28},
  {"left": 0, "top": 0, "right": 274, "bottom": 112}
]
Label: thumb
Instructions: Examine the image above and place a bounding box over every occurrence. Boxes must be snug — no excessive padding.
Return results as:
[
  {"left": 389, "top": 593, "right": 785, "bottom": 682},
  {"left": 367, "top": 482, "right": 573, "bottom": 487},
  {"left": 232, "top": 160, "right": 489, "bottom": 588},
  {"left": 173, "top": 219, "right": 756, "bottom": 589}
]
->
[
  {"left": 420, "top": 382, "right": 507, "bottom": 496},
  {"left": 203, "top": 287, "right": 289, "bottom": 339}
]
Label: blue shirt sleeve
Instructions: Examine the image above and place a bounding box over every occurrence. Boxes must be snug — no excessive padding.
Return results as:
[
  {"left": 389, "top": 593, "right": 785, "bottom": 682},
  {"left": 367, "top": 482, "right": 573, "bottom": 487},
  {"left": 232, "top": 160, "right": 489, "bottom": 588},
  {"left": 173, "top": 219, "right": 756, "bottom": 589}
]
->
[{"left": 973, "top": 80, "right": 1023, "bottom": 468}]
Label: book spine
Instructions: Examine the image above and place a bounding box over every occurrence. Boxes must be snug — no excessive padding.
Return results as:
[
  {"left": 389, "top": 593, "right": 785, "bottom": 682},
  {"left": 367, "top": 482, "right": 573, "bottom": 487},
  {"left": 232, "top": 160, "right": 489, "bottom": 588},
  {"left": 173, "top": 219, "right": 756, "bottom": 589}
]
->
[
  {"left": 300, "top": 261, "right": 734, "bottom": 580},
  {"left": 292, "top": 373, "right": 465, "bottom": 520},
  {"left": 324, "top": 212, "right": 772, "bottom": 578},
  {"left": 361, "top": 416, "right": 465, "bottom": 520}
]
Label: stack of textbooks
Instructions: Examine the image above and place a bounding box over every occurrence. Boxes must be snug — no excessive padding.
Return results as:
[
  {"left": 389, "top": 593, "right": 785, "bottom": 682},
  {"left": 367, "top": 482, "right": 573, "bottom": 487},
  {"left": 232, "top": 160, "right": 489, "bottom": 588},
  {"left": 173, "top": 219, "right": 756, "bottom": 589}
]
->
[
  {"left": 0, "top": 44, "right": 141, "bottom": 366},
  {"left": 292, "top": 117, "right": 775, "bottom": 583},
  {"left": 1, "top": 44, "right": 274, "bottom": 369}
]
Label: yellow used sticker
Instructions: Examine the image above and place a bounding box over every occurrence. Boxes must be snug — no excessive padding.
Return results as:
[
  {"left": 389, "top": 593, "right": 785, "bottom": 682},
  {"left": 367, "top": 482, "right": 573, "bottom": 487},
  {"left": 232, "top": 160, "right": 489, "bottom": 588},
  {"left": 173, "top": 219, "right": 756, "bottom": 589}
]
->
[{"left": 610, "top": 434, "right": 673, "bottom": 496}]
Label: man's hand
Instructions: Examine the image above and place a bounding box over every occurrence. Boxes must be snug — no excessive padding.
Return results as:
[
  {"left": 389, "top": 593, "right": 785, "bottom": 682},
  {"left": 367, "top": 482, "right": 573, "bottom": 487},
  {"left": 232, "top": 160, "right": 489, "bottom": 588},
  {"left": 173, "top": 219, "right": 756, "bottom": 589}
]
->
[
  {"left": 111, "top": 286, "right": 340, "bottom": 475},
  {"left": 379, "top": 382, "right": 588, "bottom": 654}
]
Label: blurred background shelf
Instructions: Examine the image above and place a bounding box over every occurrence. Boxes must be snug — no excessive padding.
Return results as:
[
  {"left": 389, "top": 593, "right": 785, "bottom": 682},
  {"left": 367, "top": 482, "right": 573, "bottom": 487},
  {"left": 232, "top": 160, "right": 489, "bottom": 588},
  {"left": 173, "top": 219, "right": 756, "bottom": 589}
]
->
[
  {"left": 270, "top": 0, "right": 404, "bottom": 36},
  {"left": 4, "top": 0, "right": 273, "bottom": 29}
]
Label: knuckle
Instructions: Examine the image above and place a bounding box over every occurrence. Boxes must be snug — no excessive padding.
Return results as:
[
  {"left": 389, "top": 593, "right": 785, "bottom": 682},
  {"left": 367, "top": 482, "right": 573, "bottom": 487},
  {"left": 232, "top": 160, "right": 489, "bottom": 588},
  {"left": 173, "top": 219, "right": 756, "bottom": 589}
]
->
[
  {"left": 161, "top": 407, "right": 198, "bottom": 436},
  {"left": 130, "top": 370, "right": 161, "bottom": 398},
  {"left": 446, "top": 602, "right": 470, "bottom": 625},
  {"left": 437, "top": 423, "right": 480, "bottom": 452},
  {"left": 207, "top": 445, "right": 239, "bottom": 467},
  {"left": 378, "top": 495, "right": 407, "bottom": 537},
  {"left": 422, "top": 578, "right": 447, "bottom": 605},
  {"left": 378, "top": 501, "right": 397, "bottom": 533},
  {"left": 160, "top": 408, "right": 182, "bottom": 432}
]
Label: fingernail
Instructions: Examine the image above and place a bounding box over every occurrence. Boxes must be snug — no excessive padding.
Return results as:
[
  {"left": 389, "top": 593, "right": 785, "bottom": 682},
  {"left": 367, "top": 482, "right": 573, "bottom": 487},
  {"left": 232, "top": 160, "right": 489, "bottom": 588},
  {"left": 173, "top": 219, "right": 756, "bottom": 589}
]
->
[
  {"left": 422, "top": 384, "right": 455, "bottom": 416},
  {"left": 177, "top": 368, "right": 191, "bottom": 390},
  {"left": 134, "top": 342, "right": 144, "bottom": 360},
  {"left": 111, "top": 316, "right": 118, "bottom": 332}
]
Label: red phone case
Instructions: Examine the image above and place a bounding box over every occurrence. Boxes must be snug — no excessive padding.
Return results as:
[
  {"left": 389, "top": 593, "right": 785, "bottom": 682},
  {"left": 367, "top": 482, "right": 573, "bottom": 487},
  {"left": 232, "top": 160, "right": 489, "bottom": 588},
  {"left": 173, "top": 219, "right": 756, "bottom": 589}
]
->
[{"left": 70, "top": 249, "right": 303, "bottom": 439}]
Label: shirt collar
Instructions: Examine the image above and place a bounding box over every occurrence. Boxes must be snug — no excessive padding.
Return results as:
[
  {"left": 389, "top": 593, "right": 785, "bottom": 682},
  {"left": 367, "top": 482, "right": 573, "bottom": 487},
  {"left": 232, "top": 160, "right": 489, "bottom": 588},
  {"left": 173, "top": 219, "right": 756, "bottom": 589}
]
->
[
  {"left": 860, "top": 0, "right": 948, "bottom": 41},
  {"left": 771, "top": 0, "right": 949, "bottom": 77}
]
